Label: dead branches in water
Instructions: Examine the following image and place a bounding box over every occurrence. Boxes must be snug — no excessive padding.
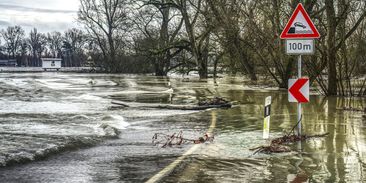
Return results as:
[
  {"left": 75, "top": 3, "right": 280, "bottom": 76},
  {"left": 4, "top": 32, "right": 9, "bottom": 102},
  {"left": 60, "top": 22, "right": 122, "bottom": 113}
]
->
[
  {"left": 198, "top": 97, "right": 230, "bottom": 106},
  {"left": 250, "top": 145, "right": 291, "bottom": 154},
  {"left": 271, "top": 133, "right": 329, "bottom": 145},
  {"left": 111, "top": 100, "right": 232, "bottom": 110},
  {"left": 250, "top": 133, "right": 329, "bottom": 154},
  {"left": 152, "top": 131, "right": 214, "bottom": 148},
  {"left": 155, "top": 104, "right": 231, "bottom": 110},
  {"left": 338, "top": 107, "right": 366, "bottom": 112}
]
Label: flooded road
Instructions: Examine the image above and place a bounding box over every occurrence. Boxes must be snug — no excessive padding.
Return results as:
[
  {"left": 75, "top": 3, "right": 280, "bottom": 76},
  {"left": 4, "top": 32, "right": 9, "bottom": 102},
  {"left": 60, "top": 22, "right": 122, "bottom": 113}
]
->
[{"left": 0, "top": 73, "right": 365, "bottom": 182}]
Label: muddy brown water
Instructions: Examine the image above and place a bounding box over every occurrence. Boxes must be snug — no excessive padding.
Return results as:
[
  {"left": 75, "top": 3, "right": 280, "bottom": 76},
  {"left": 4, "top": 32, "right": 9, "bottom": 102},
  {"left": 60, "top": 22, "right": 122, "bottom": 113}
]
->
[{"left": 0, "top": 73, "right": 365, "bottom": 182}]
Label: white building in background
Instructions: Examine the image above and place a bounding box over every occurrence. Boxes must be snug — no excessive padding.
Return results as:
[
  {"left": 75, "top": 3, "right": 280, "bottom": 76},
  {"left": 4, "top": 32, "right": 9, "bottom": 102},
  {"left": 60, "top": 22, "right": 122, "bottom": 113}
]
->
[{"left": 42, "top": 58, "right": 62, "bottom": 71}]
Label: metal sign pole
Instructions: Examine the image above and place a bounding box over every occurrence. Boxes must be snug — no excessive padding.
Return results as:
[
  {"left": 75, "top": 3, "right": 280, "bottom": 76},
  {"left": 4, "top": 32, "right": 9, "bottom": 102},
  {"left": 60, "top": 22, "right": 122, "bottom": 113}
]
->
[
  {"left": 297, "top": 55, "right": 302, "bottom": 136},
  {"left": 281, "top": 3, "right": 319, "bottom": 137}
]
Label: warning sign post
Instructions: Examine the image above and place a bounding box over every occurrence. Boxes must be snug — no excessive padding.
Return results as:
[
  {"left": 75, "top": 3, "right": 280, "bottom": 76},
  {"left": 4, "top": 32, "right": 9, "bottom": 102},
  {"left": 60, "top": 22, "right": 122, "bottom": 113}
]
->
[{"left": 281, "top": 3, "right": 320, "bottom": 136}]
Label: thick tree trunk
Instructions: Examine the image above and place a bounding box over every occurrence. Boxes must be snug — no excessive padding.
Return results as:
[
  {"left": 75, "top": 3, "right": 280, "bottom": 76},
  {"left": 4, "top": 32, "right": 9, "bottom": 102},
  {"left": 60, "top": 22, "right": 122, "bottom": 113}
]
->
[
  {"left": 338, "top": 0, "right": 350, "bottom": 96},
  {"left": 325, "top": 0, "right": 338, "bottom": 96},
  {"left": 198, "top": 55, "right": 208, "bottom": 79},
  {"left": 156, "top": 5, "right": 170, "bottom": 77},
  {"left": 108, "top": 34, "right": 117, "bottom": 72},
  {"left": 154, "top": 59, "right": 168, "bottom": 76},
  {"left": 180, "top": 1, "right": 208, "bottom": 79}
]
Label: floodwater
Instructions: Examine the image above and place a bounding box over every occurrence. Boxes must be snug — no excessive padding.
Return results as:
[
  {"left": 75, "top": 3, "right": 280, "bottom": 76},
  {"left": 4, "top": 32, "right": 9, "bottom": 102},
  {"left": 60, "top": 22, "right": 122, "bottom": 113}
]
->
[{"left": 0, "top": 73, "right": 365, "bottom": 183}]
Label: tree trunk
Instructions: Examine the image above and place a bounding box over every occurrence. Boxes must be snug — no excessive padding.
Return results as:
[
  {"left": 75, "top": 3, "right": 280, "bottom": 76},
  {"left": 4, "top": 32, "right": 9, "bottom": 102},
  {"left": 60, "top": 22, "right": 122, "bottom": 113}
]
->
[
  {"left": 157, "top": 5, "right": 170, "bottom": 76},
  {"left": 108, "top": 33, "right": 117, "bottom": 72},
  {"left": 180, "top": 0, "right": 208, "bottom": 79},
  {"left": 154, "top": 59, "right": 168, "bottom": 76},
  {"left": 325, "top": 0, "right": 338, "bottom": 96},
  {"left": 338, "top": 0, "right": 350, "bottom": 96}
]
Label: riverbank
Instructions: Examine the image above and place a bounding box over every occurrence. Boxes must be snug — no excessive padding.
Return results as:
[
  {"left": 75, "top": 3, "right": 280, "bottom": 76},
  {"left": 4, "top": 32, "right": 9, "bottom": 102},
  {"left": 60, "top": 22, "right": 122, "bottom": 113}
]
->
[{"left": 0, "top": 67, "right": 100, "bottom": 73}]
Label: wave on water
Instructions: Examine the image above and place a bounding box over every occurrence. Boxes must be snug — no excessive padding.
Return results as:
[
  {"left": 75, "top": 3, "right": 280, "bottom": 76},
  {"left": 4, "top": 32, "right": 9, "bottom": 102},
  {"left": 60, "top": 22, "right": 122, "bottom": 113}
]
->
[
  {"left": 87, "top": 79, "right": 118, "bottom": 87},
  {"left": 0, "top": 114, "right": 130, "bottom": 167},
  {"left": 0, "top": 135, "right": 102, "bottom": 167},
  {"left": 101, "top": 114, "right": 130, "bottom": 130},
  {"left": 69, "top": 114, "right": 90, "bottom": 120},
  {"left": 36, "top": 79, "right": 72, "bottom": 90},
  {"left": 66, "top": 94, "right": 105, "bottom": 101}
]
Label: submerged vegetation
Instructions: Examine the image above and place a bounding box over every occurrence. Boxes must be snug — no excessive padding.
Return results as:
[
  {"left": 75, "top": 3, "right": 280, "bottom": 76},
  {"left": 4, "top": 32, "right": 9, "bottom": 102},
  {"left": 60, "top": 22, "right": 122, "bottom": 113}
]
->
[
  {"left": 0, "top": 0, "right": 365, "bottom": 96},
  {"left": 250, "top": 133, "right": 330, "bottom": 154},
  {"left": 152, "top": 131, "right": 214, "bottom": 148}
]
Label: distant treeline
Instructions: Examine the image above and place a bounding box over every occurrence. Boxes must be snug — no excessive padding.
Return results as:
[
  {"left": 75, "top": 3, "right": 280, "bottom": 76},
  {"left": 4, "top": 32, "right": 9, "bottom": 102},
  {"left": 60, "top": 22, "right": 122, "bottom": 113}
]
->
[
  {"left": 1, "top": 0, "right": 365, "bottom": 96},
  {"left": 0, "top": 26, "right": 152, "bottom": 73},
  {"left": 0, "top": 27, "right": 85, "bottom": 67}
]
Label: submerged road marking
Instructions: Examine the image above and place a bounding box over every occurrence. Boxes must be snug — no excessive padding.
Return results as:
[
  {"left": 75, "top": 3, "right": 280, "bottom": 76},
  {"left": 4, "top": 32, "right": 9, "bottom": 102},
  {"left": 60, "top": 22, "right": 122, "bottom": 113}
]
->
[{"left": 146, "top": 111, "right": 217, "bottom": 183}]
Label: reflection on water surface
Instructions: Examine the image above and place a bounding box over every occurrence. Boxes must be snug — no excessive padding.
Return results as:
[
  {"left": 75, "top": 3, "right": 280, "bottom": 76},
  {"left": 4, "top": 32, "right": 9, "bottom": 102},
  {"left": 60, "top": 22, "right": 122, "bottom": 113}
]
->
[{"left": 0, "top": 73, "right": 364, "bottom": 183}]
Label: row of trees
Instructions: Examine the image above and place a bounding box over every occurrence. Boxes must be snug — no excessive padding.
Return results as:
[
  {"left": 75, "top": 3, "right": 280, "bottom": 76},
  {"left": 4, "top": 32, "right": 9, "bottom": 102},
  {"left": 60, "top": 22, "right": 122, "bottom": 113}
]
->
[
  {"left": 0, "top": 0, "right": 364, "bottom": 96},
  {"left": 78, "top": 0, "right": 366, "bottom": 96},
  {"left": 0, "top": 26, "right": 87, "bottom": 67}
]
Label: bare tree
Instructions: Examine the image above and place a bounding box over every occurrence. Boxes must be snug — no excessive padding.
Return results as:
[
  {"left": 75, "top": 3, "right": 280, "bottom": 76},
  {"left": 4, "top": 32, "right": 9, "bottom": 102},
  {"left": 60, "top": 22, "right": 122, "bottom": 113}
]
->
[
  {"left": 324, "top": 0, "right": 366, "bottom": 95},
  {"left": 134, "top": 0, "right": 188, "bottom": 76},
  {"left": 63, "top": 28, "right": 86, "bottom": 67},
  {"left": 208, "top": 0, "right": 257, "bottom": 80},
  {"left": 170, "top": 0, "right": 213, "bottom": 79},
  {"left": 27, "top": 28, "right": 46, "bottom": 67},
  {"left": 20, "top": 40, "right": 28, "bottom": 66},
  {"left": 1, "top": 26, "right": 25, "bottom": 59},
  {"left": 47, "top": 31, "right": 63, "bottom": 58},
  {"left": 78, "top": 0, "right": 129, "bottom": 72}
]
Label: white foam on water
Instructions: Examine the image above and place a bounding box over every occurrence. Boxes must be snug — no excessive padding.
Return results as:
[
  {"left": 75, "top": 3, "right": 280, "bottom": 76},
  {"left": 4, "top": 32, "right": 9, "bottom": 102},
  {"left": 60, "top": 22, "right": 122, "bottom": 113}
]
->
[
  {"left": 117, "top": 109, "right": 198, "bottom": 118},
  {"left": 67, "top": 94, "right": 105, "bottom": 101},
  {"left": 102, "top": 114, "right": 130, "bottom": 130},
  {"left": 98, "top": 90, "right": 159, "bottom": 96},
  {"left": 69, "top": 114, "right": 91, "bottom": 120},
  {"left": 0, "top": 78, "right": 30, "bottom": 88},
  {"left": 88, "top": 80, "right": 118, "bottom": 86},
  {"left": 0, "top": 101, "right": 105, "bottom": 114},
  {"left": 36, "top": 79, "right": 72, "bottom": 90},
  {"left": 126, "top": 80, "right": 138, "bottom": 87}
]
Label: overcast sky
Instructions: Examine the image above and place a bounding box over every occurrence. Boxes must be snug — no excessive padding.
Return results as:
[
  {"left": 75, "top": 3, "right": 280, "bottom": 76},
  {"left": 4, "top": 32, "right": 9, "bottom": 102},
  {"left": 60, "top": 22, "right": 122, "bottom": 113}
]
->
[{"left": 0, "top": 0, "right": 81, "bottom": 33}]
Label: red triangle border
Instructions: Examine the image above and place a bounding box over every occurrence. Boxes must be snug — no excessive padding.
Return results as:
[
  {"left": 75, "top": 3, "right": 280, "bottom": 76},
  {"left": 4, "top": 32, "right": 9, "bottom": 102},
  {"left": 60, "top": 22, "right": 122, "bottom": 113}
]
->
[{"left": 280, "top": 3, "right": 320, "bottom": 39}]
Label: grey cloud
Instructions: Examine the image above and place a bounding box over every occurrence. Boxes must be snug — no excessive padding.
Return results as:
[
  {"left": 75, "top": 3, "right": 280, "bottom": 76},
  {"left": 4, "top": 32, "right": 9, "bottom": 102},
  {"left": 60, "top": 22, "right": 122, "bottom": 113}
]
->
[
  {"left": 0, "top": 20, "right": 11, "bottom": 26},
  {"left": 0, "top": 3, "right": 77, "bottom": 13},
  {"left": 16, "top": 21, "right": 78, "bottom": 32},
  {"left": 0, "top": 20, "right": 81, "bottom": 34}
]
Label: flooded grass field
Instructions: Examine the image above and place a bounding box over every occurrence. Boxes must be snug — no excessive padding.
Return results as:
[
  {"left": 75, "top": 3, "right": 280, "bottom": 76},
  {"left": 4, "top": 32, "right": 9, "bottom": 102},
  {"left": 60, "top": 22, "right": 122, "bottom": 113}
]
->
[{"left": 0, "top": 72, "right": 365, "bottom": 182}]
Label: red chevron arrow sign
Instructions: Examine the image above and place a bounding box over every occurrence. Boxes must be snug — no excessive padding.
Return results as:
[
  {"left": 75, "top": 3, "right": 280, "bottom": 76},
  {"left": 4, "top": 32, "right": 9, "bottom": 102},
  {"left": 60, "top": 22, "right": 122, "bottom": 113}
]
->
[{"left": 288, "top": 78, "right": 309, "bottom": 103}]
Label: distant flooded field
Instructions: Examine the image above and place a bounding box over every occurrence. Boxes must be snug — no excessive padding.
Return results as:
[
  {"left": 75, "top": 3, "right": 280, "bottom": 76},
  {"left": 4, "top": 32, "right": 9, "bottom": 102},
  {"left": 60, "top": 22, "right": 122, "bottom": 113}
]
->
[{"left": 0, "top": 73, "right": 365, "bottom": 182}]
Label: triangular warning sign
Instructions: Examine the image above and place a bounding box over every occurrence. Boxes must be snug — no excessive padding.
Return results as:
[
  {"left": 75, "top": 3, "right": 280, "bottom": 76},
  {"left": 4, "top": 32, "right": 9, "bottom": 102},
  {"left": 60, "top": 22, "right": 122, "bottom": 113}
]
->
[{"left": 280, "top": 3, "right": 320, "bottom": 39}]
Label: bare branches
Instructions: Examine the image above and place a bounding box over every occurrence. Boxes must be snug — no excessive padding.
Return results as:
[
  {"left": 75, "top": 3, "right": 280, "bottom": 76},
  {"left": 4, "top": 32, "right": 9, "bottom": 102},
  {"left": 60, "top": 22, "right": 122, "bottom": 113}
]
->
[
  {"left": 152, "top": 131, "right": 214, "bottom": 148},
  {"left": 335, "top": 10, "right": 366, "bottom": 51},
  {"left": 78, "top": 0, "right": 129, "bottom": 72},
  {"left": 250, "top": 133, "right": 329, "bottom": 154},
  {"left": 1, "top": 26, "right": 25, "bottom": 58}
]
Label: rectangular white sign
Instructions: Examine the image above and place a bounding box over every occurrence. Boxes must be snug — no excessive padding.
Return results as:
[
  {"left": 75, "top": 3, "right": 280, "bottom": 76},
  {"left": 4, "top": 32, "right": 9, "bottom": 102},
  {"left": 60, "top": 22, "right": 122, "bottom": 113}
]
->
[{"left": 286, "top": 39, "right": 314, "bottom": 55}]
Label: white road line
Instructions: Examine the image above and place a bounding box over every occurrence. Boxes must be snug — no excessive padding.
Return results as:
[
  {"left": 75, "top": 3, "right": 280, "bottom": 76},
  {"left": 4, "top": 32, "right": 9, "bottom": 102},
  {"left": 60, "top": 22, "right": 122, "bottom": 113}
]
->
[{"left": 146, "top": 111, "right": 217, "bottom": 183}]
